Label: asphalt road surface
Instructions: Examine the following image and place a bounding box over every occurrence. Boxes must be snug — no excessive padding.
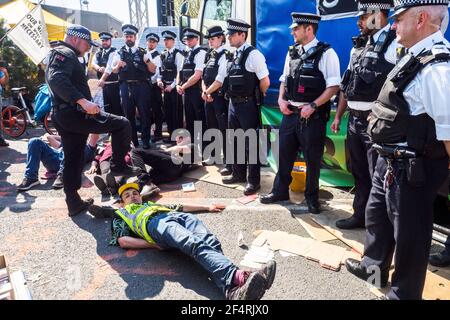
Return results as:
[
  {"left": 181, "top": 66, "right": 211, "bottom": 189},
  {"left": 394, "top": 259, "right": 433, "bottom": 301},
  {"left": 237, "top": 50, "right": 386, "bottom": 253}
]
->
[{"left": 0, "top": 128, "right": 379, "bottom": 300}]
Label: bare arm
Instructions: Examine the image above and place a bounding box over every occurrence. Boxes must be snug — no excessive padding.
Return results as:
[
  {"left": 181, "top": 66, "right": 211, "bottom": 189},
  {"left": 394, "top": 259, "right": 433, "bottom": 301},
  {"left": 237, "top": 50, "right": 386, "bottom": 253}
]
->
[
  {"left": 445, "top": 141, "right": 450, "bottom": 159},
  {"left": 314, "top": 86, "right": 340, "bottom": 108},
  {"left": 278, "top": 83, "right": 293, "bottom": 115},
  {"left": 182, "top": 203, "right": 226, "bottom": 213},
  {"left": 118, "top": 236, "right": 162, "bottom": 250},
  {"left": 47, "top": 135, "right": 62, "bottom": 149},
  {"left": 181, "top": 70, "right": 203, "bottom": 91},
  {"left": 331, "top": 91, "right": 348, "bottom": 133},
  {"left": 259, "top": 76, "right": 270, "bottom": 96},
  {"left": 205, "top": 80, "right": 222, "bottom": 96}
]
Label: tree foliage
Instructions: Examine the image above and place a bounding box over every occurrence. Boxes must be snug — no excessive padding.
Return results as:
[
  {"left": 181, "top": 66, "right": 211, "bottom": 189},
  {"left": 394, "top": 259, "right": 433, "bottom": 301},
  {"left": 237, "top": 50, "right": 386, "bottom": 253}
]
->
[{"left": 0, "top": 19, "right": 41, "bottom": 98}]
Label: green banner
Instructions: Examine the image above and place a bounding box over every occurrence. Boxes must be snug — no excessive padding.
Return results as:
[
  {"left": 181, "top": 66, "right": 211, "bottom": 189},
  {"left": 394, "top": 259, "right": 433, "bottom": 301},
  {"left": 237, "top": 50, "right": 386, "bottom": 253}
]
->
[{"left": 261, "top": 106, "right": 355, "bottom": 188}]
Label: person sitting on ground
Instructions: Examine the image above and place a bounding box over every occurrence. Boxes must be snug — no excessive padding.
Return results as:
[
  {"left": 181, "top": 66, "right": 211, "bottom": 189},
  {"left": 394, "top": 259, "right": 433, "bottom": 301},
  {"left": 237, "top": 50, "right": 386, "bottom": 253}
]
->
[
  {"left": 85, "top": 140, "right": 145, "bottom": 196},
  {"left": 88, "top": 182, "right": 276, "bottom": 300},
  {"left": 17, "top": 134, "right": 99, "bottom": 191}
]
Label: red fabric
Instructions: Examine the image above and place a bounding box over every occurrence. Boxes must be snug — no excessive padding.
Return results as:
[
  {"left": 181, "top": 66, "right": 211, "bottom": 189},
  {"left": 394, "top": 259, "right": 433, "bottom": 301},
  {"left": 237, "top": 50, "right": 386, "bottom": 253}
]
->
[{"left": 95, "top": 143, "right": 131, "bottom": 165}]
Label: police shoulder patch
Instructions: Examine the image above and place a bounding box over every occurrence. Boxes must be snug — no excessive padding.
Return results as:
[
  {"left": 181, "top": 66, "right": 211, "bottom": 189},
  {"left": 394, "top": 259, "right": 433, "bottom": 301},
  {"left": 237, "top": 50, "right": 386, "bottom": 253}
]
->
[
  {"left": 431, "top": 44, "right": 450, "bottom": 56},
  {"left": 54, "top": 45, "right": 77, "bottom": 59}
]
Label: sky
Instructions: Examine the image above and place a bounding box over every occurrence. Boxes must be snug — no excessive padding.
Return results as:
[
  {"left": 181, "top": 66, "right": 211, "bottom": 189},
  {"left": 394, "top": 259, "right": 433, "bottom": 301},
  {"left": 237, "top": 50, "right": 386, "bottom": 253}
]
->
[{"left": 40, "top": 0, "right": 158, "bottom": 25}]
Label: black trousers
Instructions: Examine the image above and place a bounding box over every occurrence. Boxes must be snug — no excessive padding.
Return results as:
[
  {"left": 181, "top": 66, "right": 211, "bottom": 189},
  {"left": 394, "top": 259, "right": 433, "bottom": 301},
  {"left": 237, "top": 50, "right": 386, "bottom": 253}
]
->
[
  {"left": 184, "top": 86, "right": 206, "bottom": 140},
  {"left": 347, "top": 114, "right": 378, "bottom": 221},
  {"left": 204, "top": 94, "right": 231, "bottom": 167},
  {"left": 53, "top": 108, "right": 131, "bottom": 210},
  {"left": 228, "top": 99, "right": 261, "bottom": 185},
  {"left": 362, "top": 155, "right": 448, "bottom": 300},
  {"left": 103, "top": 83, "right": 123, "bottom": 117},
  {"left": 149, "top": 82, "right": 164, "bottom": 137},
  {"left": 272, "top": 113, "right": 327, "bottom": 202},
  {"left": 163, "top": 88, "right": 183, "bottom": 136},
  {"left": 131, "top": 148, "right": 183, "bottom": 184},
  {"left": 119, "top": 81, "right": 151, "bottom": 146}
]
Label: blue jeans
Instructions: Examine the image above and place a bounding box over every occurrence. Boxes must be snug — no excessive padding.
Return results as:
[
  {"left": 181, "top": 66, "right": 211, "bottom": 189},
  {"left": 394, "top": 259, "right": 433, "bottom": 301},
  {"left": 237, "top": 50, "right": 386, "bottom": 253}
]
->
[
  {"left": 25, "top": 138, "right": 63, "bottom": 180},
  {"left": 147, "top": 213, "right": 237, "bottom": 295}
]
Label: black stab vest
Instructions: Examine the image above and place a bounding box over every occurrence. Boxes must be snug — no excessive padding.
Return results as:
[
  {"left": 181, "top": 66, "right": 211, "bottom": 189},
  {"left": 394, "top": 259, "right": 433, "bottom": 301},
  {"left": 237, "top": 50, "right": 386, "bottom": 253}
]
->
[{"left": 367, "top": 46, "right": 449, "bottom": 158}]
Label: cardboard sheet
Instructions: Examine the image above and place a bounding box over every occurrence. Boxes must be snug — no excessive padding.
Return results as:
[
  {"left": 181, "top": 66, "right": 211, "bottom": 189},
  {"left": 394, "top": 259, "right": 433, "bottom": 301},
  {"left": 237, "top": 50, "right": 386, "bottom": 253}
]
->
[{"left": 294, "top": 215, "right": 338, "bottom": 242}]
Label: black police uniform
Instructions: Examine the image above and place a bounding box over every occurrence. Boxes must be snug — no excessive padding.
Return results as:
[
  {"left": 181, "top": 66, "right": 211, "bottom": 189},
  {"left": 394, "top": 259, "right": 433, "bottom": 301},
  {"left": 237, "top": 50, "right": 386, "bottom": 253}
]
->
[
  {"left": 203, "top": 46, "right": 232, "bottom": 170},
  {"left": 226, "top": 45, "right": 262, "bottom": 186},
  {"left": 46, "top": 42, "right": 131, "bottom": 212},
  {"left": 118, "top": 45, "right": 152, "bottom": 148},
  {"left": 95, "top": 47, "right": 123, "bottom": 116},
  {"left": 357, "top": 42, "right": 450, "bottom": 300},
  {"left": 180, "top": 44, "right": 208, "bottom": 140},
  {"left": 272, "top": 42, "right": 333, "bottom": 206},
  {"left": 147, "top": 49, "right": 164, "bottom": 140},
  {"left": 160, "top": 47, "right": 184, "bottom": 136},
  {"left": 341, "top": 28, "right": 397, "bottom": 224}
]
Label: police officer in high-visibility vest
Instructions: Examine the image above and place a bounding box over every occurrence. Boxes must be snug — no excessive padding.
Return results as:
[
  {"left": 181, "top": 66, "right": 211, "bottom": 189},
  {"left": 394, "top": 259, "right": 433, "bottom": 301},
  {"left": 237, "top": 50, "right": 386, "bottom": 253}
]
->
[
  {"left": 222, "top": 19, "right": 270, "bottom": 196},
  {"left": 157, "top": 30, "right": 185, "bottom": 142},
  {"left": 331, "top": 0, "right": 398, "bottom": 230},
  {"left": 46, "top": 25, "right": 139, "bottom": 217},
  {"left": 94, "top": 32, "right": 123, "bottom": 117},
  {"left": 109, "top": 24, "right": 156, "bottom": 149},
  {"left": 145, "top": 33, "right": 164, "bottom": 142},
  {"left": 202, "top": 25, "right": 233, "bottom": 176},
  {"left": 177, "top": 28, "right": 208, "bottom": 144},
  {"left": 345, "top": 0, "right": 450, "bottom": 300},
  {"left": 260, "top": 13, "right": 341, "bottom": 214}
]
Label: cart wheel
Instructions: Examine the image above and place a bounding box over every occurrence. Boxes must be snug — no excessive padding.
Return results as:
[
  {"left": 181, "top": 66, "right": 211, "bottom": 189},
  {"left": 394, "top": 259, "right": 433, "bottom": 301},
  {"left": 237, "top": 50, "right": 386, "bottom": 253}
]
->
[
  {"left": 1, "top": 105, "right": 27, "bottom": 138},
  {"left": 44, "top": 111, "right": 57, "bottom": 135}
]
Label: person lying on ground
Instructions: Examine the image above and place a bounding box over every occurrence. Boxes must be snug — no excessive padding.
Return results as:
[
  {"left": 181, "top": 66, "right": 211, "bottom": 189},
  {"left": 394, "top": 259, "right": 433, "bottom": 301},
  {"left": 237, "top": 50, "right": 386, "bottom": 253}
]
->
[
  {"left": 131, "top": 134, "right": 198, "bottom": 186},
  {"left": 17, "top": 134, "right": 99, "bottom": 191},
  {"left": 85, "top": 139, "right": 137, "bottom": 196},
  {"left": 88, "top": 182, "right": 276, "bottom": 300}
]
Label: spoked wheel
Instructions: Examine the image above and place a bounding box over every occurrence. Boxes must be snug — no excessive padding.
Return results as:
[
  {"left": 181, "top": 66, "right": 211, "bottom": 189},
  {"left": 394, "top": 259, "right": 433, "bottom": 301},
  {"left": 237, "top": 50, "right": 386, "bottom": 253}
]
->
[
  {"left": 44, "top": 111, "right": 58, "bottom": 135},
  {"left": 1, "top": 105, "right": 27, "bottom": 138}
]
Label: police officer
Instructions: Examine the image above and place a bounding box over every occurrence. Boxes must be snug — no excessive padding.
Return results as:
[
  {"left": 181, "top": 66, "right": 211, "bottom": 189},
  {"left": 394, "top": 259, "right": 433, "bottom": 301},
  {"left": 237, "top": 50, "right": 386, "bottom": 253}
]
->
[
  {"left": 145, "top": 33, "right": 164, "bottom": 142},
  {"left": 110, "top": 24, "right": 155, "bottom": 149},
  {"left": 46, "top": 25, "right": 138, "bottom": 217},
  {"left": 177, "top": 28, "right": 208, "bottom": 145},
  {"left": 202, "top": 26, "right": 233, "bottom": 176},
  {"left": 345, "top": 0, "right": 450, "bottom": 300},
  {"left": 94, "top": 32, "right": 123, "bottom": 117},
  {"left": 222, "top": 19, "right": 270, "bottom": 196},
  {"left": 331, "top": 0, "right": 398, "bottom": 229},
  {"left": 260, "top": 13, "right": 341, "bottom": 213},
  {"left": 157, "top": 30, "right": 184, "bottom": 142}
]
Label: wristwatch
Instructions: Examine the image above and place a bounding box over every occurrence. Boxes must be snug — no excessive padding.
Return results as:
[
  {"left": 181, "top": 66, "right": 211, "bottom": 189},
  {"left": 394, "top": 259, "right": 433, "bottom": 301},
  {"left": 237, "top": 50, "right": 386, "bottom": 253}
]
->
[{"left": 310, "top": 102, "right": 318, "bottom": 110}]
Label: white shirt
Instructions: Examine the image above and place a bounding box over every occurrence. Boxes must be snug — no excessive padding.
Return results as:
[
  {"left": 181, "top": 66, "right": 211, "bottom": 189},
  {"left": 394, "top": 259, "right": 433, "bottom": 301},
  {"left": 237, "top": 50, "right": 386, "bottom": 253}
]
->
[
  {"left": 347, "top": 24, "right": 399, "bottom": 111},
  {"left": 146, "top": 48, "right": 162, "bottom": 83},
  {"left": 207, "top": 45, "right": 228, "bottom": 84},
  {"left": 403, "top": 31, "right": 450, "bottom": 141},
  {"left": 186, "top": 44, "right": 207, "bottom": 72},
  {"left": 157, "top": 47, "right": 185, "bottom": 88},
  {"left": 235, "top": 43, "right": 270, "bottom": 80},
  {"left": 108, "top": 45, "right": 140, "bottom": 74},
  {"left": 93, "top": 47, "right": 113, "bottom": 67},
  {"left": 280, "top": 37, "right": 341, "bottom": 106}
]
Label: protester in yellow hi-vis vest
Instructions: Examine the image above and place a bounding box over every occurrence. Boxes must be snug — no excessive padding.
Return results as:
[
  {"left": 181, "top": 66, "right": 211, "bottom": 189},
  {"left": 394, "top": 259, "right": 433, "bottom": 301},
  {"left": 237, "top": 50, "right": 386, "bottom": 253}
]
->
[{"left": 87, "top": 183, "right": 276, "bottom": 300}]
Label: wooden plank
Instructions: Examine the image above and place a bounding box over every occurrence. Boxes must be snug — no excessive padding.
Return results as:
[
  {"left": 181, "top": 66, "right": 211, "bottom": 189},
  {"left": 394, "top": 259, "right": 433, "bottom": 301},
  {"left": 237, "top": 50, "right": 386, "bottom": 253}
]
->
[
  {"left": 294, "top": 215, "right": 338, "bottom": 242},
  {"left": 311, "top": 207, "right": 366, "bottom": 254}
]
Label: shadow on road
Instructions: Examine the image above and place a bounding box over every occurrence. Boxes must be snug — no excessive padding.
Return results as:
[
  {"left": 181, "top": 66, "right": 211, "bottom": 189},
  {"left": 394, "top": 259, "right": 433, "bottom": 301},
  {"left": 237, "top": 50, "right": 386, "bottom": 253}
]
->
[
  {"left": 72, "top": 213, "right": 223, "bottom": 300},
  {"left": 0, "top": 146, "right": 36, "bottom": 214}
]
